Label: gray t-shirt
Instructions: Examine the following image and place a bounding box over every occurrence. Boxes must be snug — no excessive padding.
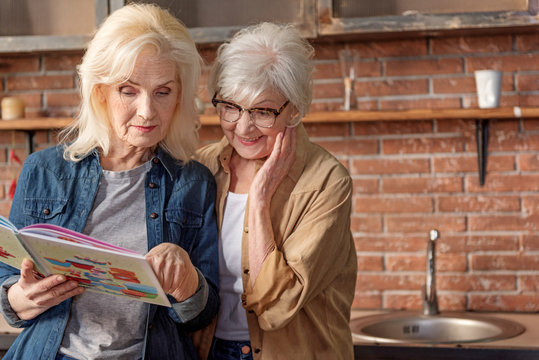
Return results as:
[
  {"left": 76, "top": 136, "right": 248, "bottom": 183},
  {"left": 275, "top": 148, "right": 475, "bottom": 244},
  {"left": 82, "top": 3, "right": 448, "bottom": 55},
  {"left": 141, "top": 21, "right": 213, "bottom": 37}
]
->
[{"left": 59, "top": 162, "right": 151, "bottom": 360}]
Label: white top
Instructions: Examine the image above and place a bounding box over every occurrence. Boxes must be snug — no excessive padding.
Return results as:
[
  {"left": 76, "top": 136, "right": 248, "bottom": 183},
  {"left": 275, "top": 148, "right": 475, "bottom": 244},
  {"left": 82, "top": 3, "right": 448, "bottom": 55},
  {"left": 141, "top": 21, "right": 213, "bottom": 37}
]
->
[{"left": 215, "top": 191, "right": 250, "bottom": 341}]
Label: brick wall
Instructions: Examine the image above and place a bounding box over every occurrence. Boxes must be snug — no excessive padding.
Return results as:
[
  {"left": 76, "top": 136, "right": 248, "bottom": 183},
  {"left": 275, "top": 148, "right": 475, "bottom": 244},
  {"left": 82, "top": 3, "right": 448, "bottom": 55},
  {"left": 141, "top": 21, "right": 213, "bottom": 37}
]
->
[{"left": 1, "top": 30, "right": 538, "bottom": 312}]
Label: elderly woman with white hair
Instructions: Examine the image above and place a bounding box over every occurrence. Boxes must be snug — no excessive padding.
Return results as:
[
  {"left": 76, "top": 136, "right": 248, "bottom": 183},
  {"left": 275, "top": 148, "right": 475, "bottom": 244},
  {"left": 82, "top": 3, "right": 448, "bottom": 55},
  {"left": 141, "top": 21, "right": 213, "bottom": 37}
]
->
[
  {"left": 196, "top": 22, "right": 357, "bottom": 360},
  {"left": 0, "top": 4, "right": 219, "bottom": 359}
]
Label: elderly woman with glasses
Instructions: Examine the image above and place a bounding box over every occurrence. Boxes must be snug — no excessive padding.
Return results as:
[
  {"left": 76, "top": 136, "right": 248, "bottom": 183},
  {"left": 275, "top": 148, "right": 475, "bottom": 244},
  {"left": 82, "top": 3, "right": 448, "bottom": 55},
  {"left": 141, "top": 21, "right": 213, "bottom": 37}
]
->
[{"left": 196, "top": 22, "right": 357, "bottom": 360}]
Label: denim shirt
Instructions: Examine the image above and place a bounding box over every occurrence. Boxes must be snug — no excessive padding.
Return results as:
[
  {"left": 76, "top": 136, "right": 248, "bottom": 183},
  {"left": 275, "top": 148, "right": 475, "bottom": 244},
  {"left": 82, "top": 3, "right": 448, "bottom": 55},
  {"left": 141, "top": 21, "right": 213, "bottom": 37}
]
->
[{"left": 0, "top": 145, "right": 219, "bottom": 360}]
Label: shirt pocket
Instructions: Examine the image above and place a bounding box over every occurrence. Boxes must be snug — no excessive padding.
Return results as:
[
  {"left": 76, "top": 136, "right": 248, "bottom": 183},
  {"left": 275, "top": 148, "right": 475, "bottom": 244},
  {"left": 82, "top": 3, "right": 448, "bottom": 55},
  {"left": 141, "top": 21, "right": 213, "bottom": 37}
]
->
[
  {"left": 165, "top": 208, "right": 203, "bottom": 253},
  {"left": 23, "top": 198, "right": 68, "bottom": 223}
]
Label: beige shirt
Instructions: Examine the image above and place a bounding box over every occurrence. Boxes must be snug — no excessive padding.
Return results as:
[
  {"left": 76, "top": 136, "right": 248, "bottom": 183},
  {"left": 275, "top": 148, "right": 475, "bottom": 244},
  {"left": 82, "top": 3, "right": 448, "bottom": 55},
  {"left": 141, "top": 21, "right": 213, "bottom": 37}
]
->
[{"left": 196, "top": 124, "right": 357, "bottom": 360}]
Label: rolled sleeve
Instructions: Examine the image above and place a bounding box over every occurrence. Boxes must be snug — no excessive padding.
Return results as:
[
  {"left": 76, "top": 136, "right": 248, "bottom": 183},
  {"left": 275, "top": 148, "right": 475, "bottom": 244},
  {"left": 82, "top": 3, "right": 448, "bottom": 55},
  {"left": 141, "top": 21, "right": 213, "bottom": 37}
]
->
[
  {"left": 0, "top": 275, "right": 25, "bottom": 327},
  {"left": 170, "top": 268, "right": 208, "bottom": 323}
]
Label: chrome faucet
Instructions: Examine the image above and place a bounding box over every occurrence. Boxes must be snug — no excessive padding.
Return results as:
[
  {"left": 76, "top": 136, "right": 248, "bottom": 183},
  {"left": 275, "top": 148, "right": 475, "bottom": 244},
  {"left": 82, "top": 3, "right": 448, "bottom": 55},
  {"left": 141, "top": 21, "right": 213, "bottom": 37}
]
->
[{"left": 423, "top": 229, "right": 440, "bottom": 315}]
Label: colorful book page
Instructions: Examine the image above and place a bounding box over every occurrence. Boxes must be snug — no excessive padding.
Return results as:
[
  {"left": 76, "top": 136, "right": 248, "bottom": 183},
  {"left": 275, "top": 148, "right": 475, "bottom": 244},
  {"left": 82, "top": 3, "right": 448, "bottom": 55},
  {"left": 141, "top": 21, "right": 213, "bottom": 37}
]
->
[{"left": 19, "top": 232, "right": 171, "bottom": 307}]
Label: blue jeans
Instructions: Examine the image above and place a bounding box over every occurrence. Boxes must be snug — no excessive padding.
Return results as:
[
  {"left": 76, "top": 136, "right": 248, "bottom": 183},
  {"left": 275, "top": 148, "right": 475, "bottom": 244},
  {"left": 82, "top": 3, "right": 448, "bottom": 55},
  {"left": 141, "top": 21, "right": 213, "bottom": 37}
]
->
[{"left": 209, "top": 338, "right": 254, "bottom": 360}]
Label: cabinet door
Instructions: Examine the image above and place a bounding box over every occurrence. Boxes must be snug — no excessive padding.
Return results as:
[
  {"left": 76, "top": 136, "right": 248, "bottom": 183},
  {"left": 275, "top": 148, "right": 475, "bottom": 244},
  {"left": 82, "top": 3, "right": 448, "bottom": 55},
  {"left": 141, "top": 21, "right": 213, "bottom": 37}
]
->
[
  {"left": 0, "top": 0, "right": 109, "bottom": 52},
  {"left": 128, "top": 0, "right": 317, "bottom": 43},
  {"left": 318, "top": 0, "right": 539, "bottom": 36}
]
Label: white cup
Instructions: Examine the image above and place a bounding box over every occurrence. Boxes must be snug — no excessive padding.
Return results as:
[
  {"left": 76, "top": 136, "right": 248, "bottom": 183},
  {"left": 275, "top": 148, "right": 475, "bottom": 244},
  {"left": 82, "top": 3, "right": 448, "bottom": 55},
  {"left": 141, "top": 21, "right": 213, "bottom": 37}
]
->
[{"left": 474, "top": 70, "right": 502, "bottom": 109}]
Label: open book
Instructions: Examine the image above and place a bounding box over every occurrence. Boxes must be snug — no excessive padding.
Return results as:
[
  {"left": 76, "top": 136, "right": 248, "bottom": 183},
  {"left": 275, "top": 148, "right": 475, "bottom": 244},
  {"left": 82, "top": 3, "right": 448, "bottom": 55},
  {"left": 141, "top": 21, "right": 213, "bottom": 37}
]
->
[{"left": 0, "top": 215, "right": 170, "bottom": 307}]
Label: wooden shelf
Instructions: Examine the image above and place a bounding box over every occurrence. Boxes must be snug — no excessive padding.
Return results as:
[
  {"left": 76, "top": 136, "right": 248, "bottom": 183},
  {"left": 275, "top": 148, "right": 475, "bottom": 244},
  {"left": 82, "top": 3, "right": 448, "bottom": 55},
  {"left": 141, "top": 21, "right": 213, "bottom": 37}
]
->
[{"left": 0, "top": 107, "right": 538, "bottom": 131}]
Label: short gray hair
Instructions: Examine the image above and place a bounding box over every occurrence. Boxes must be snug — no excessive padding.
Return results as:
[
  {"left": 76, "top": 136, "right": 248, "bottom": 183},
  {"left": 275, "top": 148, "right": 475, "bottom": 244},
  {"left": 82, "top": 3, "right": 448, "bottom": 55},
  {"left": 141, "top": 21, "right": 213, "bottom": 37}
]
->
[
  {"left": 62, "top": 3, "right": 202, "bottom": 163},
  {"left": 209, "top": 22, "right": 314, "bottom": 121}
]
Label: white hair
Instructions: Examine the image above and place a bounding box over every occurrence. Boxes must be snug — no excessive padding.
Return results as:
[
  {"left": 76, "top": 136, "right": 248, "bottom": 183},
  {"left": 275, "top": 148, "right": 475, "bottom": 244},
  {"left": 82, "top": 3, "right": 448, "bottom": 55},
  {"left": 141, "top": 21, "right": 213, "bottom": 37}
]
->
[
  {"left": 62, "top": 3, "right": 202, "bottom": 163},
  {"left": 209, "top": 22, "right": 314, "bottom": 122}
]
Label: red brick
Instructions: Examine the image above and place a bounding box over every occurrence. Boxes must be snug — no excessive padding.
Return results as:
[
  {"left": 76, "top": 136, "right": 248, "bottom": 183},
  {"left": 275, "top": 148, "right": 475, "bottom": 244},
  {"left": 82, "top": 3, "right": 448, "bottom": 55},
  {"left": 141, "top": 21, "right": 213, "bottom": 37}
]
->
[
  {"left": 436, "top": 118, "right": 476, "bottom": 133},
  {"left": 44, "top": 53, "right": 82, "bottom": 71},
  {"left": 515, "top": 33, "right": 539, "bottom": 52},
  {"left": 304, "top": 123, "right": 350, "bottom": 137},
  {"left": 437, "top": 254, "right": 468, "bottom": 272},
  {"left": 309, "top": 101, "right": 346, "bottom": 112},
  {"left": 355, "top": 235, "right": 425, "bottom": 252},
  {"left": 470, "top": 214, "right": 539, "bottom": 232},
  {"left": 438, "top": 274, "right": 516, "bottom": 291},
  {"left": 523, "top": 118, "right": 539, "bottom": 131},
  {"left": 356, "top": 274, "right": 423, "bottom": 291},
  {"left": 0, "top": 55, "right": 40, "bottom": 73},
  {"left": 354, "top": 120, "right": 433, "bottom": 136},
  {"left": 382, "top": 136, "right": 465, "bottom": 154},
  {"left": 361, "top": 39, "right": 428, "bottom": 58},
  {"left": 384, "top": 293, "right": 422, "bottom": 310},
  {"left": 522, "top": 235, "right": 539, "bottom": 250},
  {"left": 313, "top": 60, "right": 381, "bottom": 79},
  {"left": 355, "top": 196, "right": 432, "bottom": 213},
  {"left": 352, "top": 178, "right": 379, "bottom": 194},
  {"left": 380, "top": 97, "right": 461, "bottom": 111},
  {"left": 519, "top": 94, "right": 539, "bottom": 106},
  {"left": 351, "top": 158, "right": 429, "bottom": 175},
  {"left": 486, "top": 131, "right": 539, "bottom": 152},
  {"left": 351, "top": 215, "right": 382, "bottom": 233},
  {"left": 357, "top": 255, "right": 384, "bottom": 271},
  {"left": 386, "top": 215, "right": 466, "bottom": 233},
  {"left": 355, "top": 79, "right": 428, "bottom": 97},
  {"left": 466, "top": 174, "right": 539, "bottom": 192},
  {"left": 519, "top": 275, "right": 539, "bottom": 291},
  {"left": 469, "top": 294, "right": 539, "bottom": 312},
  {"left": 518, "top": 154, "right": 539, "bottom": 171},
  {"left": 352, "top": 292, "right": 381, "bottom": 309},
  {"left": 386, "top": 58, "right": 463, "bottom": 76},
  {"left": 434, "top": 155, "right": 515, "bottom": 173},
  {"left": 440, "top": 235, "right": 519, "bottom": 252},
  {"left": 516, "top": 74, "right": 539, "bottom": 92},
  {"left": 431, "top": 35, "right": 513, "bottom": 55},
  {"left": 382, "top": 177, "right": 462, "bottom": 194},
  {"left": 7, "top": 75, "right": 74, "bottom": 91},
  {"left": 466, "top": 54, "right": 539, "bottom": 72},
  {"left": 46, "top": 92, "right": 81, "bottom": 107},
  {"left": 312, "top": 81, "right": 343, "bottom": 99},
  {"left": 438, "top": 195, "right": 520, "bottom": 212},
  {"left": 471, "top": 254, "right": 539, "bottom": 270},
  {"left": 433, "top": 76, "right": 476, "bottom": 94},
  {"left": 385, "top": 254, "right": 423, "bottom": 271},
  {"left": 0, "top": 132, "right": 26, "bottom": 144},
  {"left": 314, "top": 139, "right": 377, "bottom": 156}
]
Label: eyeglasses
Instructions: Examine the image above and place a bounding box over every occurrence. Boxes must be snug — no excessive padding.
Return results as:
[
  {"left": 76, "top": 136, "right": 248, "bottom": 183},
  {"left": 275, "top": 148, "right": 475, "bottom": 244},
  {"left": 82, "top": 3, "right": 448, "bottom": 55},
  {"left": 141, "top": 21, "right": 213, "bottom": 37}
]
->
[{"left": 212, "top": 93, "right": 290, "bottom": 128}]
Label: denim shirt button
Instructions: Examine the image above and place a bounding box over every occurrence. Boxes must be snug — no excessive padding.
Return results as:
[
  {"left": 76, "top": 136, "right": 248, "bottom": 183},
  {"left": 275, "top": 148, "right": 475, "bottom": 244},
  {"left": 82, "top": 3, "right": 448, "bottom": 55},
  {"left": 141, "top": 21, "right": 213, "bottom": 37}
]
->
[
  {"left": 152, "top": 158, "right": 160, "bottom": 164},
  {"left": 150, "top": 212, "right": 159, "bottom": 219},
  {"left": 149, "top": 182, "right": 157, "bottom": 189},
  {"left": 42, "top": 208, "right": 50, "bottom": 215}
]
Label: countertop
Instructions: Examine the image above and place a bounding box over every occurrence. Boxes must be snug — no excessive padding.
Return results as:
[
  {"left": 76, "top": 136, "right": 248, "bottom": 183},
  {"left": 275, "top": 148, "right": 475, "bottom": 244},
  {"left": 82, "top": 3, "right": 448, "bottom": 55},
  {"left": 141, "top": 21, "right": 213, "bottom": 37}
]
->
[{"left": 352, "top": 310, "right": 539, "bottom": 360}]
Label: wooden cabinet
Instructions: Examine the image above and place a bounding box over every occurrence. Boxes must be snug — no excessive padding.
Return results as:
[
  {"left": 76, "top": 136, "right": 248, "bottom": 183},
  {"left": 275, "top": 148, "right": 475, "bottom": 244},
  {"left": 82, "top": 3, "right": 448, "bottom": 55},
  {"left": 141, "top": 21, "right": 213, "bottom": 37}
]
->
[
  {"left": 0, "top": 0, "right": 537, "bottom": 52},
  {"left": 318, "top": 0, "right": 539, "bottom": 37}
]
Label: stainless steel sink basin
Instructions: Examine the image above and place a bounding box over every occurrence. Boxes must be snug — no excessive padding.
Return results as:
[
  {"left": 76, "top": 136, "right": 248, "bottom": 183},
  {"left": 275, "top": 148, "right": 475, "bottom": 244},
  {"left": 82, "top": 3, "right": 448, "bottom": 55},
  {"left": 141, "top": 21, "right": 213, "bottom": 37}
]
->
[{"left": 351, "top": 312, "right": 525, "bottom": 344}]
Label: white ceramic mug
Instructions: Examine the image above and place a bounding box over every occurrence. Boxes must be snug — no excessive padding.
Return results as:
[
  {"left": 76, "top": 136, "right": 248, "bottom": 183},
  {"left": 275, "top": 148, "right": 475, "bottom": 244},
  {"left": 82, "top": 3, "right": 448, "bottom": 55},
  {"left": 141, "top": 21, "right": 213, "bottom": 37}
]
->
[{"left": 474, "top": 70, "right": 502, "bottom": 109}]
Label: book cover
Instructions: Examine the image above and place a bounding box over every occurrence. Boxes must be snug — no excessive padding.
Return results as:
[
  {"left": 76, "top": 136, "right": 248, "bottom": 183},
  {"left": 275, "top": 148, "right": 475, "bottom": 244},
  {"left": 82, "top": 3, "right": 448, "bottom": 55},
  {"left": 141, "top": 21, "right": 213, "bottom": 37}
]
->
[{"left": 0, "top": 215, "right": 171, "bottom": 307}]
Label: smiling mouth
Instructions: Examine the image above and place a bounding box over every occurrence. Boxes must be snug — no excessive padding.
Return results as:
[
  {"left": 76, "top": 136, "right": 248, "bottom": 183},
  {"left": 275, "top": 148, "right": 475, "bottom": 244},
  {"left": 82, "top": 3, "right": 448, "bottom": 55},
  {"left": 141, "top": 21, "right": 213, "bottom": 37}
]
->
[{"left": 238, "top": 135, "right": 262, "bottom": 145}]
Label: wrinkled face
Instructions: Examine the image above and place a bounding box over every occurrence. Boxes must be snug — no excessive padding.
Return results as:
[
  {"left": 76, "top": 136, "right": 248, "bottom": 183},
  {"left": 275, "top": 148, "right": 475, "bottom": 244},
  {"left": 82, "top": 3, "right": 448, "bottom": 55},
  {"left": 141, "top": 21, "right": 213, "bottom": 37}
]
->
[
  {"left": 219, "top": 89, "right": 295, "bottom": 160},
  {"left": 98, "top": 52, "right": 180, "bottom": 153}
]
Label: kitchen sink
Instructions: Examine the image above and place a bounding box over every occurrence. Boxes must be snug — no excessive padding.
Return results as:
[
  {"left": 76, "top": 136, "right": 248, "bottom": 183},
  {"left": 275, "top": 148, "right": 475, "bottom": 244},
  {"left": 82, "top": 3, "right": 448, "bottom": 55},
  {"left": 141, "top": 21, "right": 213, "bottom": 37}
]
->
[{"left": 351, "top": 311, "right": 525, "bottom": 344}]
